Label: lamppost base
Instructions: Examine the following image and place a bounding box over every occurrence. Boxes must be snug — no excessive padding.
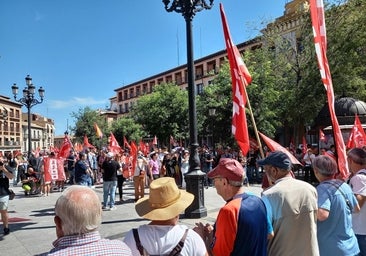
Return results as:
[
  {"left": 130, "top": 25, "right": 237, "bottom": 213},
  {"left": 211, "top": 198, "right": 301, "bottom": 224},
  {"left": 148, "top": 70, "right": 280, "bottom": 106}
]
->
[{"left": 184, "top": 170, "right": 207, "bottom": 218}]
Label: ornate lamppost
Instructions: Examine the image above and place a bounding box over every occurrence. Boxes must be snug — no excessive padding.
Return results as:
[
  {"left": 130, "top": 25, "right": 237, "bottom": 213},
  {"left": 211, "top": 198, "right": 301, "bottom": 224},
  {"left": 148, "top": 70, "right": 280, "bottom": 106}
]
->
[
  {"left": 11, "top": 75, "right": 45, "bottom": 158},
  {"left": 162, "top": 0, "right": 213, "bottom": 218}
]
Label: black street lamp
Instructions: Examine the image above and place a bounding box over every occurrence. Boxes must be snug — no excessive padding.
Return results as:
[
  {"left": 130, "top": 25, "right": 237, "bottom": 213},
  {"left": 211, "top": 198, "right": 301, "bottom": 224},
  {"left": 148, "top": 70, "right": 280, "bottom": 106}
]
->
[
  {"left": 163, "top": 0, "right": 213, "bottom": 218},
  {"left": 11, "top": 75, "right": 45, "bottom": 158}
]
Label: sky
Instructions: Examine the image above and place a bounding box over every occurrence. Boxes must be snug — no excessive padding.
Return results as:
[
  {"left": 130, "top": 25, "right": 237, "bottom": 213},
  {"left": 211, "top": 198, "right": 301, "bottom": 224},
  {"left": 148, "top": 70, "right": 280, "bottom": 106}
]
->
[{"left": 0, "top": 0, "right": 286, "bottom": 135}]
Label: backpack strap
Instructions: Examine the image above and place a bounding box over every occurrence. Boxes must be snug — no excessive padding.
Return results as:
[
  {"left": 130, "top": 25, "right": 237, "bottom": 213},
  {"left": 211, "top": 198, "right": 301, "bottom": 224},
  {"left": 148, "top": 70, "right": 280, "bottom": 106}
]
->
[
  {"left": 168, "top": 229, "right": 189, "bottom": 256},
  {"left": 133, "top": 228, "right": 144, "bottom": 256}
]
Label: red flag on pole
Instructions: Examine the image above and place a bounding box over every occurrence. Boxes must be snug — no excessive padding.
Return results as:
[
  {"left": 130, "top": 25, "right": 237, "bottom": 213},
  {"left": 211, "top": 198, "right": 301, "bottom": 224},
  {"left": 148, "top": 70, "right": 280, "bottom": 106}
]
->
[
  {"left": 220, "top": 3, "right": 251, "bottom": 155},
  {"left": 130, "top": 141, "right": 138, "bottom": 177},
  {"left": 83, "top": 135, "right": 94, "bottom": 149},
  {"left": 58, "top": 134, "right": 73, "bottom": 158},
  {"left": 259, "top": 132, "right": 302, "bottom": 166},
  {"left": 347, "top": 114, "right": 366, "bottom": 149},
  {"left": 94, "top": 123, "right": 103, "bottom": 138},
  {"left": 123, "top": 136, "right": 131, "bottom": 149},
  {"left": 109, "top": 132, "right": 122, "bottom": 154},
  {"left": 310, "top": 0, "right": 348, "bottom": 179}
]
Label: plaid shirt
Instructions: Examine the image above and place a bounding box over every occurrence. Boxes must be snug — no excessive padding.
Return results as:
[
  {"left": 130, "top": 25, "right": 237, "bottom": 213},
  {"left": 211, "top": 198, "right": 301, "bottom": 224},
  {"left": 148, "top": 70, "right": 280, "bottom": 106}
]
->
[{"left": 44, "top": 231, "right": 132, "bottom": 255}]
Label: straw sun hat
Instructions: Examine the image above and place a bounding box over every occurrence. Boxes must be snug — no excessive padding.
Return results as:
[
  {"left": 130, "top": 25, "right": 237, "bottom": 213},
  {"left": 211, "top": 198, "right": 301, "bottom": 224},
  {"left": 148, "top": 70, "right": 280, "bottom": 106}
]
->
[{"left": 135, "top": 177, "right": 194, "bottom": 221}]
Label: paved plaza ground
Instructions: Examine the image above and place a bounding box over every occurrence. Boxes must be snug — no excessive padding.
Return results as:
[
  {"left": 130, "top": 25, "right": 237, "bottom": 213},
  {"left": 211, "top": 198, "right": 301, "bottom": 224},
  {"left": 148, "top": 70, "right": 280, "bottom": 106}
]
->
[{"left": 0, "top": 180, "right": 263, "bottom": 255}]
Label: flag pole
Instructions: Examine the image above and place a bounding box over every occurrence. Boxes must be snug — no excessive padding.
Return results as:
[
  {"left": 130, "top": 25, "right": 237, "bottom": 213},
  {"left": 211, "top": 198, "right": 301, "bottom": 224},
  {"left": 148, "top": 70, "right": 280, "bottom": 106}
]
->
[{"left": 241, "top": 77, "right": 265, "bottom": 158}]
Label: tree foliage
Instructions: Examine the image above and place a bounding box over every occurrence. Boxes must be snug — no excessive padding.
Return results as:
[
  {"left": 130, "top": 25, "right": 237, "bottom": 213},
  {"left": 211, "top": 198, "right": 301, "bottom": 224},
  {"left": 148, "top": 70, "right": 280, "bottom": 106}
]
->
[
  {"left": 71, "top": 107, "right": 108, "bottom": 147},
  {"left": 110, "top": 117, "right": 146, "bottom": 144},
  {"left": 130, "top": 83, "right": 189, "bottom": 146}
]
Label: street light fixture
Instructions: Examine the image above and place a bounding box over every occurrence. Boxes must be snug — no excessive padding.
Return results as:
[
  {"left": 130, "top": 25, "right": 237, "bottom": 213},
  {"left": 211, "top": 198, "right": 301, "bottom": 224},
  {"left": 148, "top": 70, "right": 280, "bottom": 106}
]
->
[
  {"left": 163, "top": 0, "right": 213, "bottom": 218},
  {"left": 12, "top": 75, "right": 45, "bottom": 158}
]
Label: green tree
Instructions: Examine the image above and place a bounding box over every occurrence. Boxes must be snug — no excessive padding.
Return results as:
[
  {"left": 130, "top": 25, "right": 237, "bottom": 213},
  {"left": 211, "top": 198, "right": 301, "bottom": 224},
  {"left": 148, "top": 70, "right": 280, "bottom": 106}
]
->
[
  {"left": 110, "top": 117, "right": 146, "bottom": 144},
  {"left": 130, "top": 83, "right": 189, "bottom": 146},
  {"left": 71, "top": 107, "right": 108, "bottom": 147}
]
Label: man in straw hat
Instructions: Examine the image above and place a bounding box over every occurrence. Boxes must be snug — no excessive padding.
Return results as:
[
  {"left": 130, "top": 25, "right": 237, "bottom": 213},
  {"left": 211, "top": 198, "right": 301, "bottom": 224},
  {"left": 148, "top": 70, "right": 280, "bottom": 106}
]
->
[
  {"left": 194, "top": 158, "right": 273, "bottom": 256},
  {"left": 258, "top": 151, "right": 319, "bottom": 256},
  {"left": 123, "top": 177, "right": 208, "bottom": 255}
]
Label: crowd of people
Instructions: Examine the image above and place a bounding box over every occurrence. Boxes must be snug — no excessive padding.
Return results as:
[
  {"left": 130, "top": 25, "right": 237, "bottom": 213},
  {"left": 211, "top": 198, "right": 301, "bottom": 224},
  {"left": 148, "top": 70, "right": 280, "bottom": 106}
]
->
[{"left": 0, "top": 144, "right": 365, "bottom": 255}]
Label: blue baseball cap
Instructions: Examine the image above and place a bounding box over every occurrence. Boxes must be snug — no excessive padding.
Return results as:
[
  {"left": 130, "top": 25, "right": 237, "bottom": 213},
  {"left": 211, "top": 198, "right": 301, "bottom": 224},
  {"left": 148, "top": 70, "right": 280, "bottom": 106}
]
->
[{"left": 257, "top": 151, "right": 292, "bottom": 170}]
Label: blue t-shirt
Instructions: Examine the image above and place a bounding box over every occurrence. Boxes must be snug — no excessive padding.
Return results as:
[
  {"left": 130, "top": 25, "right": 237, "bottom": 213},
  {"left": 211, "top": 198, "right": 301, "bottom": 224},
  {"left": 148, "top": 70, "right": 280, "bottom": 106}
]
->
[
  {"left": 231, "top": 192, "right": 272, "bottom": 256},
  {"left": 317, "top": 180, "right": 359, "bottom": 255}
]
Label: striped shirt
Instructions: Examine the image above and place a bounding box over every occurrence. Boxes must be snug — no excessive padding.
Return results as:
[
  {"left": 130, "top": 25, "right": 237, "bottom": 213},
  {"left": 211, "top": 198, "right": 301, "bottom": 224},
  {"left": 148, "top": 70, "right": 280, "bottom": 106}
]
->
[{"left": 44, "top": 231, "right": 132, "bottom": 255}]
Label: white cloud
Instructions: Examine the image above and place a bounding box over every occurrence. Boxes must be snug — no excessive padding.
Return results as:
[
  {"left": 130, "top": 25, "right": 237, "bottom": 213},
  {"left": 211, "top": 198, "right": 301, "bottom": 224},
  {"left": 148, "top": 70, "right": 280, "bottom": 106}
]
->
[{"left": 47, "top": 97, "right": 108, "bottom": 109}]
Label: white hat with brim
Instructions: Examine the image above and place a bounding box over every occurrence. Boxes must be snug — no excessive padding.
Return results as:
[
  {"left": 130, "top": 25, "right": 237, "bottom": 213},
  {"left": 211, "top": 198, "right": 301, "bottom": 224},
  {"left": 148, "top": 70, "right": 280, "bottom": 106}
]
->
[{"left": 135, "top": 177, "right": 194, "bottom": 221}]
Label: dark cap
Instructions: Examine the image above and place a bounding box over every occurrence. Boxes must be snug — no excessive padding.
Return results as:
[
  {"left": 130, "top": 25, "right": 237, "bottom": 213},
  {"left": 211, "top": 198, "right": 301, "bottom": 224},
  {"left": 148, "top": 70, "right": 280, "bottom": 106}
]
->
[
  {"left": 257, "top": 151, "right": 291, "bottom": 170},
  {"left": 208, "top": 158, "right": 244, "bottom": 182}
]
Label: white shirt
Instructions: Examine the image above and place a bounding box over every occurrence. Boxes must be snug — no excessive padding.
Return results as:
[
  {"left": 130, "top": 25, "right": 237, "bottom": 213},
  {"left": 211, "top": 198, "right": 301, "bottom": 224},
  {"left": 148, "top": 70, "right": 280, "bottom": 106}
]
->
[
  {"left": 124, "top": 224, "right": 206, "bottom": 256},
  {"left": 350, "top": 169, "right": 366, "bottom": 235}
]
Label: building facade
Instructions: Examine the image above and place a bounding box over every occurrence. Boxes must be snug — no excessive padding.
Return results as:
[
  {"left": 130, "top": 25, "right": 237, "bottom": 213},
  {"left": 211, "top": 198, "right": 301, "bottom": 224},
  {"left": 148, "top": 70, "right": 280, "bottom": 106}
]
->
[
  {"left": 112, "top": 0, "right": 308, "bottom": 116},
  {"left": 0, "top": 94, "right": 55, "bottom": 157}
]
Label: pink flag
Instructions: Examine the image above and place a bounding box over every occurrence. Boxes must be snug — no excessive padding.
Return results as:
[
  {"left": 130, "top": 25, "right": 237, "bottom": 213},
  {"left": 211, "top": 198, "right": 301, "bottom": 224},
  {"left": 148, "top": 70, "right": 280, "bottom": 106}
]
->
[
  {"left": 310, "top": 0, "right": 348, "bottom": 179},
  {"left": 220, "top": 3, "right": 251, "bottom": 155},
  {"left": 259, "top": 132, "right": 302, "bottom": 166},
  {"left": 347, "top": 114, "right": 366, "bottom": 149}
]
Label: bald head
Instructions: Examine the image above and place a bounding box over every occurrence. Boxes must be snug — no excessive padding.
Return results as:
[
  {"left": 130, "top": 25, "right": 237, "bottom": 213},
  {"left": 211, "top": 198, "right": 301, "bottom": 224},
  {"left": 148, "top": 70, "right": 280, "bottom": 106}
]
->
[{"left": 55, "top": 185, "right": 102, "bottom": 236}]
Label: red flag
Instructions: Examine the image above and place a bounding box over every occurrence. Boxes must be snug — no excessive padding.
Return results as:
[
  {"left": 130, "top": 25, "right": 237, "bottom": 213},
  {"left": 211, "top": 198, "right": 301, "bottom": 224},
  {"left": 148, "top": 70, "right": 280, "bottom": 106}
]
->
[
  {"left": 130, "top": 141, "right": 138, "bottom": 177},
  {"left": 94, "top": 123, "right": 103, "bottom": 138},
  {"left": 83, "top": 135, "right": 94, "bottom": 149},
  {"left": 259, "top": 132, "right": 302, "bottom": 166},
  {"left": 139, "top": 139, "right": 147, "bottom": 156},
  {"left": 109, "top": 132, "right": 122, "bottom": 154},
  {"left": 310, "top": 0, "right": 348, "bottom": 179},
  {"left": 43, "top": 156, "right": 66, "bottom": 182},
  {"left": 347, "top": 114, "right": 366, "bottom": 149},
  {"left": 220, "top": 3, "right": 250, "bottom": 155},
  {"left": 74, "top": 142, "right": 83, "bottom": 152},
  {"left": 123, "top": 136, "right": 131, "bottom": 149},
  {"left": 319, "top": 129, "right": 326, "bottom": 142},
  {"left": 58, "top": 134, "right": 73, "bottom": 158},
  {"left": 152, "top": 135, "right": 158, "bottom": 145},
  {"left": 302, "top": 136, "right": 308, "bottom": 155}
]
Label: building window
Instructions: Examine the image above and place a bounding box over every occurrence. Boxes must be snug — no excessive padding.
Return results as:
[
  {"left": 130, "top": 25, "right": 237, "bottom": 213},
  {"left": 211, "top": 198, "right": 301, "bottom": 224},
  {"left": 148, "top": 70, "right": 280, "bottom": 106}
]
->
[
  {"left": 195, "top": 65, "right": 203, "bottom": 79},
  {"left": 124, "top": 103, "right": 129, "bottom": 113},
  {"left": 118, "top": 92, "right": 123, "bottom": 101},
  {"left": 175, "top": 72, "right": 182, "bottom": 84},
  {"left": 196, "top": 83, "right": 203, "bottom": 95},
  {"left": 124, "top": 91, "right": 128, "bottom": 100}
]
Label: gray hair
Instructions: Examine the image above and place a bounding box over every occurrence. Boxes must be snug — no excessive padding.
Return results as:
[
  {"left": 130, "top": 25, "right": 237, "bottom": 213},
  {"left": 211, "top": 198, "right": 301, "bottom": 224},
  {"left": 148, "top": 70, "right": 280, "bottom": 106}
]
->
[
  {"left": 228, "top": 179, "right": 244, "bottom": 187},
  {"left": 347, "top": 148, "right": 366, "bottom": 165},
  {"left": 55, "top": 185, "right": 101, "bottom": 236},
  {"left": 312, "top": 155, "right": 338, "bottom": 177}
]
